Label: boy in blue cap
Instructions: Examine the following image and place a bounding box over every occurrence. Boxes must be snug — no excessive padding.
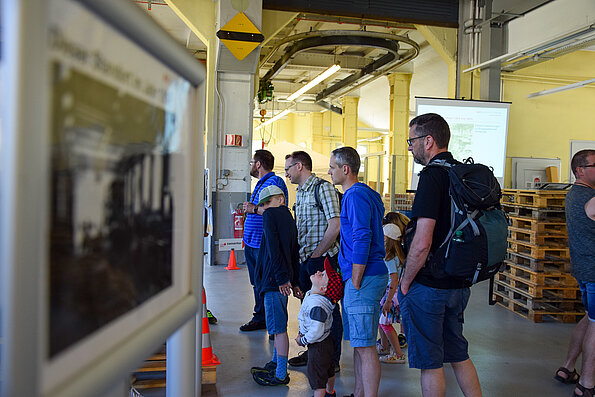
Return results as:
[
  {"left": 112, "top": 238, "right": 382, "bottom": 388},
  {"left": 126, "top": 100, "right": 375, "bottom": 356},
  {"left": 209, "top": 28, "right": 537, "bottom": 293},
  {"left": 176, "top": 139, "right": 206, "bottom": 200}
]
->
[{"left": 251, "top": 185, "right": 301, "bottom": 386}]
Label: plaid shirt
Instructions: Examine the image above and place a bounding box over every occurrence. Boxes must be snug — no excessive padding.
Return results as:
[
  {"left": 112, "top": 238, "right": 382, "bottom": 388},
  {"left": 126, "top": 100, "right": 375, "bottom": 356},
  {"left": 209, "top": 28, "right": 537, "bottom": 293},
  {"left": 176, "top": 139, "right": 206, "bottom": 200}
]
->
[{"left": 295, "top": 174, "right": 341, "bottom": 263}]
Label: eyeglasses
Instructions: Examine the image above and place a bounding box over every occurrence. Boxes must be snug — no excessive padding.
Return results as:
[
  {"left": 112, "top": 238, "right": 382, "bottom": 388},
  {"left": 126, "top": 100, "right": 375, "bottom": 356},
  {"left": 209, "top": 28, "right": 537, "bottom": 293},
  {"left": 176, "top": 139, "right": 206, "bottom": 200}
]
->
[
  {"left": 249, "top": 160, "right": 256, "bottom": 165},
  {"left": 284, "top": 163, "right": 299, "bottom": 172},
  {"left": 581, "top": 163, "right": 595, "bottom": 168},
  {"left": 407, "top": 134, "right": 429, "bottom": 146}
]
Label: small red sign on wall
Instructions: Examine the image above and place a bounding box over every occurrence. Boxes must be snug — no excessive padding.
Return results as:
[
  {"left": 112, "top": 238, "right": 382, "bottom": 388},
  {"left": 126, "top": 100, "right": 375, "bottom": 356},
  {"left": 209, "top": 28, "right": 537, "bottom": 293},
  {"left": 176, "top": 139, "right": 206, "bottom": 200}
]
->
[{"left": 225, "top": 134, "right": 242, "bottom": 146}]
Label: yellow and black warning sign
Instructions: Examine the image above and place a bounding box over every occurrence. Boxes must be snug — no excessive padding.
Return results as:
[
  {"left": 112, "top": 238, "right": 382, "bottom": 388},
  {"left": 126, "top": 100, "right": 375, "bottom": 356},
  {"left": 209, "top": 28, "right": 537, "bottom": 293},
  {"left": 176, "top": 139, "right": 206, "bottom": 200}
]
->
[{"left": 217, "top": 12, "right": 264, "bottom": 61}]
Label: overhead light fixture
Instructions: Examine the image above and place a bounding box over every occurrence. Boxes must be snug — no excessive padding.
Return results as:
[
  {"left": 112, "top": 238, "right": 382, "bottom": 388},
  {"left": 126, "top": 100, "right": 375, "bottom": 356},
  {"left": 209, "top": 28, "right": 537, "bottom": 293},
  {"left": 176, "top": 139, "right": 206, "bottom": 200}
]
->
[
  {"left": 255, "top": 109, "right": 291, "bottom": 130},
  {"left": 527, "top": 78, "right": 595, "bottom": 99},
  {"left": 286, "top": 64, "right": 341, "bottom": 101}
]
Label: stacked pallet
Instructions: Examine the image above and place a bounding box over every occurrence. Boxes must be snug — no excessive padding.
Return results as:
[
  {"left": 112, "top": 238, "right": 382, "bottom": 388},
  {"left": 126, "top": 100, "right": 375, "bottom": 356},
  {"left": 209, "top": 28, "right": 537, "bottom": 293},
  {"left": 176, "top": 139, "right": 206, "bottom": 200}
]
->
[
  {"left": 130, "top": 344, "right": 218, "bottom": 395},
  {"left": 131, "top": 345, "right": 167, "bottom": 392},
  {"left": 494, "top": 189, "right": 583, "bottom": 323},
  {"left": 383, "top": 193, "right": 415, "bottom": 213}
]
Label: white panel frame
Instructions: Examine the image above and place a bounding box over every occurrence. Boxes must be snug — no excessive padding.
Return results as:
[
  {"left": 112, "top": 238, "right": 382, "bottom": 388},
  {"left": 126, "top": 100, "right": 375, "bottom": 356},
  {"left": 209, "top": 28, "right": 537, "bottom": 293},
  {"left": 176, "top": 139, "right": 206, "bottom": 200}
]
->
[
  {"left": 411, "top": 97, "right": 510, "bottom": 190},
  {"left": 0, "top": 0, "right": 206, "bottom": 396},
  {"left": 511, "top": 157, "right": 561, "bottom": 189}
]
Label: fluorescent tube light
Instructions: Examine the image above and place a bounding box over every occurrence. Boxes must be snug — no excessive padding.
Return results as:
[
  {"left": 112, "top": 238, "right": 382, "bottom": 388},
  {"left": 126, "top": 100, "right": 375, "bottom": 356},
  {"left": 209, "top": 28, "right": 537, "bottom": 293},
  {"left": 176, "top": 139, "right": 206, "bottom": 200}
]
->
[
  {"left": 527, "top": 78, "right": 595, "bottom": 99},
  {"left": 286, "top": 64, "right": 341, "bottom": 101},
  {"left": 255, "top": 108, "right": 291, "bottom": 130}
]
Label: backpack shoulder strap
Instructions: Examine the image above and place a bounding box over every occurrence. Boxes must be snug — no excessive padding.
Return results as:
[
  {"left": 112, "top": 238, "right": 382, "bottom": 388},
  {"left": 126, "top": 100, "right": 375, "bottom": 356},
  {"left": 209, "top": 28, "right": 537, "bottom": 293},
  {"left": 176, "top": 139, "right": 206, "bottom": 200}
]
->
[{"left": 313, "top": 178, "right": 326, "bottom": 212}]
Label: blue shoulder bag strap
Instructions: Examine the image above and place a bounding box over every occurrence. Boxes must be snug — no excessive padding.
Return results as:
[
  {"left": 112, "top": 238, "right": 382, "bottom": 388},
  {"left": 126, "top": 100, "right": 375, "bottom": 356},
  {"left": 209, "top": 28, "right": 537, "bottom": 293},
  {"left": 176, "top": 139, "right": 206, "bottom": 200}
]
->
[{"left": 250, "top": 173, "right": 275, "bottom": 203}]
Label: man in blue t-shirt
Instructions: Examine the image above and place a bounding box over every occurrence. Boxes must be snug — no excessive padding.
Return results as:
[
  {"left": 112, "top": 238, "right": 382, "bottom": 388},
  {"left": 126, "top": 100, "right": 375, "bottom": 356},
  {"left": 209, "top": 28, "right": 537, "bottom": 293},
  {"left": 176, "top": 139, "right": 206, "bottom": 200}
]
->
[
  {"left": 241, "top": 149, "right": 288, "bottom": 332},
  {"left": 328, "top": 146, "right": 387, "bottom": 397}
]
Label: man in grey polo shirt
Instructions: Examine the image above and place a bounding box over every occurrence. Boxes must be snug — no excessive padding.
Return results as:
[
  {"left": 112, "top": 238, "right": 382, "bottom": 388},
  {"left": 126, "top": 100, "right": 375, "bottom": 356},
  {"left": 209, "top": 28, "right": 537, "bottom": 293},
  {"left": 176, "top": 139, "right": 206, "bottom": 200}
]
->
[
  {"left": 554, "top": 149, "right": 595, "bottom": 397},
  {"left": 284, "top": 150, "right": 343, "bottom": 372}
]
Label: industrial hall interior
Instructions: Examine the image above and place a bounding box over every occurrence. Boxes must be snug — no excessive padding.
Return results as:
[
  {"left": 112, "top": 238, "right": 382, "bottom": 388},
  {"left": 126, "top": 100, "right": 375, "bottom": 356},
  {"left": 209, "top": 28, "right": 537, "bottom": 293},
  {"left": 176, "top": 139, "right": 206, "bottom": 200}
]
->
[{"left": 1, "top": 0, "right": 595, "bottom": 397}]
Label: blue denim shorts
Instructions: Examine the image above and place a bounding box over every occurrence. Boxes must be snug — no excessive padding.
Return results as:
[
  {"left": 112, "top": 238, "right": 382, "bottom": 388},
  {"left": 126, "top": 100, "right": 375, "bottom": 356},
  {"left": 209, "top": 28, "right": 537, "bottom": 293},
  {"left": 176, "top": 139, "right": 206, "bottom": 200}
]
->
[
  {"left": 342, "top": 274, "right": 388, "bottom": 348},
  {"left": 398, "top": 281, "right": 470, "bottom": 370},
  {"left": 264, "top": 291, "right": 288, "bottom": 334},
  {"left": 578, "top": 281, "right": 595, "bottom": 322}
]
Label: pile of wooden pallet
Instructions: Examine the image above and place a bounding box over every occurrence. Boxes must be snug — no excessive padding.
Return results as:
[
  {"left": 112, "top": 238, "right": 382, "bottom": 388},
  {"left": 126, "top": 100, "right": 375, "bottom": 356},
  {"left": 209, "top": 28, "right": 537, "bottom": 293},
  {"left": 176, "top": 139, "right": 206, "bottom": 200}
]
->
[
  {"left": 130, "top": 344, "right": 217, "bottom": 395},
  {"left": 493, "top": 189, "right": 583, "bottom": 323},
  {"left": 383, "top": 192, "right": 415, "bottom": 213}
]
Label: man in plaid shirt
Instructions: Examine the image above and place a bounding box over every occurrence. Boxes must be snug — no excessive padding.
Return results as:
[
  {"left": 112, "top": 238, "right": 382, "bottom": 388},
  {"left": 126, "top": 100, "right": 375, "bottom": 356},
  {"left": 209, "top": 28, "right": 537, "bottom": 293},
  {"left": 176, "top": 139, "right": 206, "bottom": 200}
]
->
[{"left": 284, "top": 150, "right": 343, "bottom": 373}]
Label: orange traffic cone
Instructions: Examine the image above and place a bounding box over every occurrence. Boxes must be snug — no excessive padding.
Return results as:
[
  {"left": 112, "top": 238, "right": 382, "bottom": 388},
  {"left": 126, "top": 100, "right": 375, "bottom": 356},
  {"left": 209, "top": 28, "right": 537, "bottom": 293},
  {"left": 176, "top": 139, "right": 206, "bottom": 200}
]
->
[
  {"left": 225, "top": 248, "right": 241, "bottom": 270},
  {"left": 201, "top": 289, "right": 221, "bottom": 366}
]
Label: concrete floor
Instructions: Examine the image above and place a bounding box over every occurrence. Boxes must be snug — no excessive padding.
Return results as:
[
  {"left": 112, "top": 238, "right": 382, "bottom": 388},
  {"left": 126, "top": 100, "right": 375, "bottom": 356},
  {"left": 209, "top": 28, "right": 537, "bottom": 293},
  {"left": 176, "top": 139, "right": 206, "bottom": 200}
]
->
[{"left": 205, "top": 263, "right": 581, "bottom": 397}]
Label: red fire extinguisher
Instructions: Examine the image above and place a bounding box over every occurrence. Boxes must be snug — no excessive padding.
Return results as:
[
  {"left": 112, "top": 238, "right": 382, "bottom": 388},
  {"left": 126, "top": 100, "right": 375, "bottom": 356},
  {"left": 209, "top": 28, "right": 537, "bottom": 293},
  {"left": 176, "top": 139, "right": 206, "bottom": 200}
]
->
[{"left": 233, "top": 206, "right": 245, "bottom": 238}]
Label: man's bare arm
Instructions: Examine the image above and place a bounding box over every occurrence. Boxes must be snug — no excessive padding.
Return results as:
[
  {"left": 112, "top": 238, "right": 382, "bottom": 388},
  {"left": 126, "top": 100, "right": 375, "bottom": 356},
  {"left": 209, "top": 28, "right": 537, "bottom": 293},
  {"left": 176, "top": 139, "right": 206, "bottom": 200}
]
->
[
  {"left": 585, "top": 197, "right": 595, "bottom": 221},
  {"left": 311, "top": 217, "right": 340, "bottom": 258},
  {"left": 400, "top": 218, "right": 435, "bottom": 295}
]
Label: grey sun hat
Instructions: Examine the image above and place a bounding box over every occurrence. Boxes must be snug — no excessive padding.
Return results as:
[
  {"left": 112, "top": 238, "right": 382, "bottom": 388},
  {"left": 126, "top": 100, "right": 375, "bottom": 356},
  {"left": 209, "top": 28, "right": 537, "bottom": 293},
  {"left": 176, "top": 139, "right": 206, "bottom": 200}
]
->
[
  {"left": 383, "top": 223, "right": 402, "bottom": 240},
  {"left": 257, "top": 185, "right": 284, "bottom": 206}
]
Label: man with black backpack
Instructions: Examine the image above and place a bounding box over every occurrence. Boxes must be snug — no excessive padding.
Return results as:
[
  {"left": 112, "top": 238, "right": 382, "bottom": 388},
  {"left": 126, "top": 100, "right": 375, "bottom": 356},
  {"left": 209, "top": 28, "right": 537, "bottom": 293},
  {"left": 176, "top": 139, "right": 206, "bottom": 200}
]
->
[
  {"left": 284, "top": 150, "right": 343, "bottom": 373},
  {"left": 398, "top": 113, "right": 482, "bottom": 397}
]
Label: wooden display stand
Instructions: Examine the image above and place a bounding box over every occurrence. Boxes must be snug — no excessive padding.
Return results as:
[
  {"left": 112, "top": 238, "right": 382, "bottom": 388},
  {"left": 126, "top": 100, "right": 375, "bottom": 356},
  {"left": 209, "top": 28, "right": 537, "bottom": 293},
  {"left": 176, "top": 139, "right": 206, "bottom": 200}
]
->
[{"left": 495, "top": 189, "right": 583, "bottom": 323}]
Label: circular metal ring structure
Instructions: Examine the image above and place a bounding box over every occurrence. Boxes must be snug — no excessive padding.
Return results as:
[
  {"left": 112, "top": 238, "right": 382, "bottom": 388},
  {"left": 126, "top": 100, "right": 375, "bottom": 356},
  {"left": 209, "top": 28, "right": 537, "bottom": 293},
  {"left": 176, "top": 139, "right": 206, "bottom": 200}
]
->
[{"left": 259, "top": 30, "right": 420, "bottom": 111}]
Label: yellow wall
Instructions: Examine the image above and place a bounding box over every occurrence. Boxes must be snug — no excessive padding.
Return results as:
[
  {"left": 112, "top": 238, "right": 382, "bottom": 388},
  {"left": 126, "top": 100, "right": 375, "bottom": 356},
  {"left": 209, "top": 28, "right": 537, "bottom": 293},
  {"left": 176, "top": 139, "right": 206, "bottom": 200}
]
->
[
  {"left": 502, "top": 50, "right": 595, "bottom": 186},
  {"left": 255, "top": 110, "right": 386, "bottom": 193}
]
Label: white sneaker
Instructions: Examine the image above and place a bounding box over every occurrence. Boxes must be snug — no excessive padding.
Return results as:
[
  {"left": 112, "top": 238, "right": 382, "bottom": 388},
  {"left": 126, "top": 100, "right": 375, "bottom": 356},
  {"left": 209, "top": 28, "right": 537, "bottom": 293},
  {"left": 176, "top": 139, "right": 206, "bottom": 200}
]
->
[{"left": 380, "top": 353, "right": 406, "bottom": 364}]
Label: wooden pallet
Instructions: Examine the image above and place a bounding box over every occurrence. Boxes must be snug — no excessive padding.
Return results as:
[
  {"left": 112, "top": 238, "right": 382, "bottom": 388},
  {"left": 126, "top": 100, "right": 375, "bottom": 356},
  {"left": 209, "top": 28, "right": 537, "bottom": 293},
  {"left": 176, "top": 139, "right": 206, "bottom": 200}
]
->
[
  {"left": 509, "top": 228, "right": 568, "bottom": 246},
  {"left": 508, "top": 239, "right": 569, "bottom": 260},
  {"left": 494, "top": 283, "right": 583, "bottom": 311},
  {"left": 508, "top": 215, "right": 567, "bottom": 234},
  {"left": 503, "top": 261, "right": 577, "bottom": 287},
  {"left": 506, "top": 250, "right": 571, "bottom": 272},
  {"left": 496, "top": 272, "right": 579, "bottom": 299},
  {"left": 501, "top": 204, "right": 565, "bottom": 220},
  {"left": 495, "top": 297, "right": 583, "bottom": 323},
  {"left": 501, "top": 189, "right": 567, "bottom": 208}
]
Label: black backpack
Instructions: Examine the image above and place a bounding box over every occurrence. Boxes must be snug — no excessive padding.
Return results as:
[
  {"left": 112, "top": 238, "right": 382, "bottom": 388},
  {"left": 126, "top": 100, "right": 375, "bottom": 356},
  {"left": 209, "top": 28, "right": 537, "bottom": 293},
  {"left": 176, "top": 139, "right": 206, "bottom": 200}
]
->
[{"left": 407, "top": 158, "right": 508, "bottom": 299}]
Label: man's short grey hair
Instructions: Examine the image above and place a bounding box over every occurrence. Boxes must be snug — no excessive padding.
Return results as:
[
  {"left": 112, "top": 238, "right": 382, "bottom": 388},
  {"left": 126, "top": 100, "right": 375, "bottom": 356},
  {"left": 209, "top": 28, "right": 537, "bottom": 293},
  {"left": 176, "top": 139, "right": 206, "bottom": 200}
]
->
[
  {"left": 332, "top": 146, "right": 360, "bottom": 175},
  {"left": 571, "top": 149, "right": 595, "bottom": 177}
]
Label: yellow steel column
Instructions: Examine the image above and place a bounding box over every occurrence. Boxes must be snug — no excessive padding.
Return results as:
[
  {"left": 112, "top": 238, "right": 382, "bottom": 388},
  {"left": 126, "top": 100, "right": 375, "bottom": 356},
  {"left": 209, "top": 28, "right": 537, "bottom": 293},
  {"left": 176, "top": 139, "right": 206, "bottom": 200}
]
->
[
  {"left": 311, "top": 112, "right": 324, "bottom": 154},
  {"left": 388, "top": 72, "right": 412, "bottom": 194},
  {"left": 341, "top": 96, "right": 359, "bottom": 148}
]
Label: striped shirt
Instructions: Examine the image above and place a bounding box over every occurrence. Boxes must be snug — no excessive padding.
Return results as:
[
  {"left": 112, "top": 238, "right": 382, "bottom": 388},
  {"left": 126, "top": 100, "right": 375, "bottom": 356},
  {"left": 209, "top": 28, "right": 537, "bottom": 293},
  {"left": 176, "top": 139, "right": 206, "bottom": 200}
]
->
[
  {"left": 243, "top": 172, "right": 288, "bottom": 248},
  {"left": 295, "top": 174, "right": 341, "bottom": 263}
]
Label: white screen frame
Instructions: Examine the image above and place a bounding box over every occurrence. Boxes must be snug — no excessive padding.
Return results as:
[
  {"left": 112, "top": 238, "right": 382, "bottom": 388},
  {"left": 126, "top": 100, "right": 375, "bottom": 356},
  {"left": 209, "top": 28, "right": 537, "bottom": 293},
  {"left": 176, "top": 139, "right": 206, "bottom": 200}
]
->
[
  {"left": 411, "top": 97, "right": 510, "bottom": 190},
  {"left": 0, "top": 1, "right": 206, "bottom": 396}
]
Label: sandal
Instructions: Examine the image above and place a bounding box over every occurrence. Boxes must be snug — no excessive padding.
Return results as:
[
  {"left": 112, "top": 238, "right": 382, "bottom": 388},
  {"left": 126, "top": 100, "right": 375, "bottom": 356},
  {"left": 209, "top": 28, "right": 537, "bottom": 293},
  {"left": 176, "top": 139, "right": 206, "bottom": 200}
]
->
[
  {"left": 574, "top": 383, "right": 595, "bottom": 397},
  {"left": 555, "top": 367, "right": 580, "bottom": 384},
  {"left": 376, "top": 340, "right": 390, "bottom": 356}
]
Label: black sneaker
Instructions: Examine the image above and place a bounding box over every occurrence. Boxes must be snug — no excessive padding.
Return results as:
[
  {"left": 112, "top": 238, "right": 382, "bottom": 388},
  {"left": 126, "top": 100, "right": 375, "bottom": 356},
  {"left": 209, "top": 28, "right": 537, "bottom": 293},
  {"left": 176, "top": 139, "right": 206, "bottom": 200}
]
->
[
  {"left": 239, "top": 320, "right": 266, "bottom": 332},
  {"left": 398, "top": 333, "right": 407, "bottom": 348},
  {"left": 252, "top": 370, "right": 290, "bottom": 386},
  {"left": 288, "top": 350, "right": 308, "bottom": 367},
  {"left": 206, "top": 310, "right": 217, "bottom": 325},
  {"left": 250, "top": 360, "right": 277, "bottom": 374},
  {"left": 325, "top": 391, "right": 337, "bottom": 397},
  {"left": 334, "top": 363, "right": 341, "bottom": 373}
]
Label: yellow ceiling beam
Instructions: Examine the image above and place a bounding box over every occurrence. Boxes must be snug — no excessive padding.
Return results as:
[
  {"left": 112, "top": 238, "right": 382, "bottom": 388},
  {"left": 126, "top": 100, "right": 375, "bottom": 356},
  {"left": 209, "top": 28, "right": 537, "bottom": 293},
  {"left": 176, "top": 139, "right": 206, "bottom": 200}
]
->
[{"left": 414, "top": 24, "right": 457, "bottom": 65}]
